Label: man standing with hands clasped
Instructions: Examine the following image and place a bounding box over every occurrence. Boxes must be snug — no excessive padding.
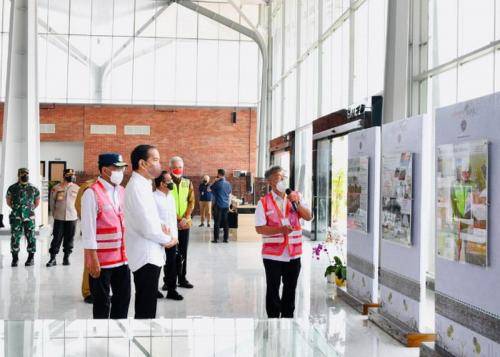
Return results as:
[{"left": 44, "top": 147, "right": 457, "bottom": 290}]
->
[
  {"left": 125, "top": 145, "right": 178, "bottom": 319},
  {"left": 81, "top": 153, "right": 130, "bottom": 319},
  {"left": 255, "top": 166, "right": 313, "bottom": 318},
  {"left": 169, "top": 156, "right": 195, "bottom": 289}
]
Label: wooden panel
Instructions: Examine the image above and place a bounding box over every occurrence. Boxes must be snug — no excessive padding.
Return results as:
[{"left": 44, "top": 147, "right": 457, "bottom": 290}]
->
[{"left": 49, "top": 162, "right": 66, "bottom": 182}]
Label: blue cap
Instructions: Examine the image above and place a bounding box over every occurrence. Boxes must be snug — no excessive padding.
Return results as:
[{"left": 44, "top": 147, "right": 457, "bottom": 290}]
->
[{"left": 98, "top": 153, "right": 128, "bottom": 167}]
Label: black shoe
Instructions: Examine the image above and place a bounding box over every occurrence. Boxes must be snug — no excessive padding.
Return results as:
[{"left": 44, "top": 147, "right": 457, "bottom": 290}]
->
[
  {"left": 25, "top": 253, "right": 34, "bottom": 266},
  {"left": 46, "top": 254, "right": 57, "bottom": 267},
  {"left": 157, "top": 291, "right": 164, "bottom": 299},
  {"left": 211, "top": 240, "right": 218, "bottom": 243},
  {"left": 63, "top": 254, "right": 70, "bottom": 266},
  {"left": 207, "top": 223, "right": 211, "bottom": 228},
  {"left": 223, "top": 240, "right": 229, "bottom": 243},
  {"left": 84, "top": 295, "right": 94, "bottom": 304},
  {"left": 199, "top": 223, "right": 204, "bottom": 227},
  {"left": 11, "top": 253, "right": 18, "bottom": 267},
  {"left": 161, "top": 283, "right": 168, "bottom": 291},
  {"left": 166, "top": 290, "right": 184, "bottom": 300},
  {"left": 178, "top": 281, "right": 194, "bottom": 289}
]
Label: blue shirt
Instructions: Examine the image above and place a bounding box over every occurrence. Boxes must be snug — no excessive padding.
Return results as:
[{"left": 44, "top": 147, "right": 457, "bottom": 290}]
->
[
  {"left": 210, "top": 178, "right": 232, "bottom": 208},
  {"left": 198, "top": 183, "right": 213, "bottom": 202}
]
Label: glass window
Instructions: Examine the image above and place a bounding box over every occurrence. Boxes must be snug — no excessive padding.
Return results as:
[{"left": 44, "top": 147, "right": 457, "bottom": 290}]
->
[
  {"left": 283, "top": 70, "right": 297, "bottom": 133},
  {"left": 197, "top": 40, "right": 219, "bottom": 104},
  {"left": 367, "top": 0, "right": 387, "bottom": 96},
  {"left": 217, "top": 41, "right": 239, "bottom": 105},
  {"left": 113, "top": 0, "right": 135, "bottom": 37},
  {"left": 239, "top": 42, "right": 259, "bottom": 105},
  {"left": 272, "top": 6, "right": 283, "bottom": 85},
  {"left": 91, "top": 0, "right": 113, "bottom": 36},
  {"left": 133, "top": 37, "right": 156, "bottom": 103},
  {"left": 48, "top": 0, "right": 69, "bottom": 34},
  {"left": 429, "top": 0, "right": 457, "bottom": 67},
  {"left": 67, "top": 35, "right": 90, "bottom": 102},
  {"left": 458, "top": 54, "right": 494, "bottom": 102},
  {"left": 108, "top": 37, "right": 132, "bottom": 103},
  {"left": 284, "top": 0, "right": 297, "bottom": 71},
  {"left": 70, "top": 0, "right": 91, "bottom": 35},
  {"left": 135, "top": 0, "right": 156, "bottom": 37},
  {"left": 154, "top": 38, "right": 176, "bottom": 104},
  {"left": 177, "top": 4, "right": 198, "bottom": 39},
  {"left": 45, "top": 35, "right": 69, "bottom": 101},
  {"left": 175, "top": 39, "right": 197, "bottom": 104},
  {"left": 272, "top": 85, "right": 282, "bottom": 138},
  {"left": 353, "top": 2, "right": 368, "bottom": 102},
  {"left": 458, "top": 0, "right": 494, "bottom": 56},
  {"left": 431, "top": 67, "right": 457, "bottom": 109}
]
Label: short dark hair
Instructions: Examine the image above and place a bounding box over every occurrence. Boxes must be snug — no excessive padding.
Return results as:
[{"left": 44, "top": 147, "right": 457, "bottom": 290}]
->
[
  {"left": 131, "top": 145, "right": 156, "bottom": 171},
  {"left": 265, "top": 165, "right": 283, "bottom": 179},
  {"left": 217, "top": 168, "right": 225, "bottom": 176},
  {"left": 154, "top": 170, "right": 169, "bottom": 188}
]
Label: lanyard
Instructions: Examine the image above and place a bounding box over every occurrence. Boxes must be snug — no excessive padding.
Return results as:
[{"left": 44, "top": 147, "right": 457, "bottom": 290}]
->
[{"left": 269, "top": 194, "right": 289, "bottom": 223}]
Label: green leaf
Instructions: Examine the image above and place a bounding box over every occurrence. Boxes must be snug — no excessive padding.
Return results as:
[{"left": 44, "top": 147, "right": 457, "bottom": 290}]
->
[
  {"left": 333, "top": 256, "right": 342, "bottom": 265},
  {"left": 324, "top": 266, "right": 336, "bottom": 277}
]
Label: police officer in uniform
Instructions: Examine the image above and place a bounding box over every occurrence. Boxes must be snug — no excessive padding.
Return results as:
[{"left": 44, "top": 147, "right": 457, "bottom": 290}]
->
[
  {"left": 46, "top": 169, "right": 80, "bottom": 267},
  {"left": 6, "top": 168, "right": 41, "bottom": 267}
]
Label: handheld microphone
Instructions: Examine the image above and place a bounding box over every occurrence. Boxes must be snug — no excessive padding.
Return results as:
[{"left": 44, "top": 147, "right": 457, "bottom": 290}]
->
[{"left": 285, "top": 188, "right": 298, "bottom": 212}]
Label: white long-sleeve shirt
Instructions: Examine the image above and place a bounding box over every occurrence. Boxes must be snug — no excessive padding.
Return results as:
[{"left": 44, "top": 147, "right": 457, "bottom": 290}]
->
[
  {"left": 124, "top": 172, "right": 172, "bottom": 272},
  {"left": 153, "top": 190, "right": 178, "bottom": 240},
  {"left": 81, "top": 177, "right": 126, "bottom": 269}
]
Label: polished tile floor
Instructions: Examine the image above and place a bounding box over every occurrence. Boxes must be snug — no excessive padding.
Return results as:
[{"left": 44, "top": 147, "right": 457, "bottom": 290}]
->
[{"left": 0, "top": 219, "right": 419, "bottom": 356}]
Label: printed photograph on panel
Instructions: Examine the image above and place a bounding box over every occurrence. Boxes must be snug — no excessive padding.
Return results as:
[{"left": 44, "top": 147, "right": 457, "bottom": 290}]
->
[
  {"left": 436, "top": 140, "right": 488, "bottom": 267},
  {"left": 347, "top": 157, "right": 369, "bottom": 233},
  {"left": 381, "top": 152, "right": 413, "bottom": 245}
]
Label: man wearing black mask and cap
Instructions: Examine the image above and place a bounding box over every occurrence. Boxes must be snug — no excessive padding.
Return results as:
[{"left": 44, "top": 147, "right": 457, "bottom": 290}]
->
[
  {"left": 46, "top": 169, "right": 80, "bottom": 267},
  {"left": 6, "top": 168, "right": 41, "bottom": 267}
]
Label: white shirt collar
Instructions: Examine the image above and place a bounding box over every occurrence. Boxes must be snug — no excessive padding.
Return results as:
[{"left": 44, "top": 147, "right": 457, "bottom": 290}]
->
[
  {"left": 154, "top": 189, "right": 168, "bottom": 198},
  {"left": 272, "top": 190, "right": 286, "bottom": 202},
  {"left": 132, "top": 171, "right": 152, "bottom": 186},
  {"left": 98, "top": 177, "right": 116, "bottom": 191}
]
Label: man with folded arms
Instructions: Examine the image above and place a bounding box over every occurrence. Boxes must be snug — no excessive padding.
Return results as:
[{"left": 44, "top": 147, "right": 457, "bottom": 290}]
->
[{"left": 125, "top": 145, "right": 178, "bottom": 319}]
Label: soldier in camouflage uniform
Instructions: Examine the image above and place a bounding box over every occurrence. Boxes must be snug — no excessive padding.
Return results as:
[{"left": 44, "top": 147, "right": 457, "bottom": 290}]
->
[{"left": 6, "top": 168, "right": 40, "bottom": 267}]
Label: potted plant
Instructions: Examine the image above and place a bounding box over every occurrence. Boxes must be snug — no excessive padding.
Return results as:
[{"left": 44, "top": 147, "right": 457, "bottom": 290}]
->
[{"left": 312, "top": 243, "right": 347, "bottom": 286}]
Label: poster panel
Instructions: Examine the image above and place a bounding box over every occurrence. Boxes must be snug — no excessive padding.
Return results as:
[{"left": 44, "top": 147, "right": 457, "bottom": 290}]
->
[
  {"left": 347, "top": 156, "right": 369, "bottom": 233},
  {"left": 436, "top": 139, "right": 488, "bottom": 267},
  {"left": 381, "top": 152, "right": 413, "bottom": 245}
]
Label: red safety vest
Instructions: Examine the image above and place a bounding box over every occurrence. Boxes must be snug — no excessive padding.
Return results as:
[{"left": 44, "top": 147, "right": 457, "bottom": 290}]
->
[
  {"left": 260, "top": 192, "right": 303, "bottom": 258},
  {"left": 90, "top": 180, "right": 127, "bottom": 267}
]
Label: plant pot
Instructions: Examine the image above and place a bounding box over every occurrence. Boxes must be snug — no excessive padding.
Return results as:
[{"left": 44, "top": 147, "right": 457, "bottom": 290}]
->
[
  {"left": 327, "top": 273, "right": 336, "bottom": 284},
  {"left": 335, "top": 277, "right": 345, "bottom": 287}
]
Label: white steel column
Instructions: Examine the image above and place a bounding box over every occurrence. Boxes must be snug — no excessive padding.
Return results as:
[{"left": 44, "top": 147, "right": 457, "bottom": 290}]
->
[{"left": 0, "top": 0, "right": 40, "bottom": 225}]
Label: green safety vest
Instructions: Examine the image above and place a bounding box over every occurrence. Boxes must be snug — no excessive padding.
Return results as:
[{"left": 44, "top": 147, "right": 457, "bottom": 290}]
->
[{"left": 172, "top": 178, "right": 191, "bottom": 218}]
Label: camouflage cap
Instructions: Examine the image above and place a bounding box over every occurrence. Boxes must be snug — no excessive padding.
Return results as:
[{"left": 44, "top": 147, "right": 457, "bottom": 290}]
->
[{"left": 18, "top": 168, "right": 29, "bottom": 175}]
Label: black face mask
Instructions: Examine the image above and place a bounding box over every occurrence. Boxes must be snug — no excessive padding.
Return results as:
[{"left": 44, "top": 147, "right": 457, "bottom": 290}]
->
[
  {"left": 64, "top": 176, "right": 74, "bottom": 183},
  {"left": 203, "top": 180, "right": 208, "bottom": 184},
  {"left": 166, "top": 182, "right": 174, "bottom": 190},
  {"left": 20, "top": 175, "right": 29, "bottom": 183}
]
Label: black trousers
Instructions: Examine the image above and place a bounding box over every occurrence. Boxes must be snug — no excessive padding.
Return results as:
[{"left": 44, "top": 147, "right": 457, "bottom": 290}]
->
[
  {"left": 177, "top": 229, "right": 190, "bottom": 283},
  {"left": 89, "top": 264, "right": 131, "bottom": 319},
  {"left": 213, "top": 206, "right": 229, "bottom": 242},
  {"left": 49, "top": 220, "right": 77, "bottom": 255},
  {"left": 133, "top": 263, "right": 161, "bottom": 319},
  {"left": 162, "top": 245, "right": 178, "bottom": 291},
  {"left": 263, "top": 258, "right": 301, "bottom": 318}
]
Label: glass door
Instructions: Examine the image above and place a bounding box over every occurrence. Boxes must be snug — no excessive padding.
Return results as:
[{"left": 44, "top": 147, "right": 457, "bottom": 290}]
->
[
  {"left": 331, "top": 135, "right": 349, "bottom": 258},
  {"left": 313, "top": 138, "right": 332, "bottom": 241}
]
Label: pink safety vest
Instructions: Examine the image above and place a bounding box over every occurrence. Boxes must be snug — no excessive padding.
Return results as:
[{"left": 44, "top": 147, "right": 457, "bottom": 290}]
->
[
  {"left": 90, "top": 180, "right": 127, "bottom": 267},
  {"left": 260, "top": 193, "right": 303, "bottom": 258}
]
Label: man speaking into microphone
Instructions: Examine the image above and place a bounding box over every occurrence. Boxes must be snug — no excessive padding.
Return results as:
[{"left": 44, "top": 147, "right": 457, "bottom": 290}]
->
[{"left": 255, "top": 165, "right": 313, "bottom": 318}]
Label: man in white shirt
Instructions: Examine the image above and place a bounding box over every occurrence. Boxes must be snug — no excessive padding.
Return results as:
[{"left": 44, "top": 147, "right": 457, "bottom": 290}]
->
[
  {"left": 255, "top": 165, "right": 313, "bottom": 318},
  {"left": 81, "top": 153, "right": 130, "bottom": 319},
  {"left": 154, "top": 171, "right": 183, "bottom": 301},
  {"left": 125, "top": 145, "right": 178, "bottom": 319}
]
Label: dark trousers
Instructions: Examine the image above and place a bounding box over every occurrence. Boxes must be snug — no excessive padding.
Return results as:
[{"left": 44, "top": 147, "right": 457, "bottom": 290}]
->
[
  {"left": 213, "top": 206, "right": 229, "bottom": 242},
  {"left": 263, "top": 258, "right": 301, "bottom": 318},
  {"left": 133, "top": 263, "right": 161, "bottom": 319},
  {"left": 89, "top": 264, "right": 131, "bottom": 319},
  {"left": 177, "top": 229, "right": 190, "bottom": 283},
  {"left": 162, "top": 245, "right": 178, "bottom": 291},
  {"left": 49, "top": 219, "right": 77, "bottom": 255}
]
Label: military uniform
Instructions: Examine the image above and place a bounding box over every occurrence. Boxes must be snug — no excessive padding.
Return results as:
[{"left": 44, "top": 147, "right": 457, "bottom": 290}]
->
[{"left": 6, "top": 169, "right": 40, "bottom": 266}]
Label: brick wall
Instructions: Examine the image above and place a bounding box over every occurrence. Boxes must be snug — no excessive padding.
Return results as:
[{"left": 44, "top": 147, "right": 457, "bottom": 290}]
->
[{"left": 32, "top": 104, "right": 257, "bottom": 178}]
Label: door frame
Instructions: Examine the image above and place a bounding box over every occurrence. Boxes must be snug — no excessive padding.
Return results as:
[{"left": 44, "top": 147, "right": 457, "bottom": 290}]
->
[{"left": 48, "top": 161, "right": 67, "bottom": 182}]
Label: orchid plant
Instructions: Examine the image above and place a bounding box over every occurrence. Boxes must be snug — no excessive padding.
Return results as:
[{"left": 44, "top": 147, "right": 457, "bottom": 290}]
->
[{"left": 312, "top": 227, "right": 347, "bottom": 281}]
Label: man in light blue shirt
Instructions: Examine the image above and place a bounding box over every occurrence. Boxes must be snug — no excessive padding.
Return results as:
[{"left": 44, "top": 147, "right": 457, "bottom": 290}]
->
[{"left": 210, "top": 168, "right": 232, "bottom": 243}]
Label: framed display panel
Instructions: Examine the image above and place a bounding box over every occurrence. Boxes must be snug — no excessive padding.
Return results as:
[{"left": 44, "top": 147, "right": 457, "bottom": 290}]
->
[
  {"left": 343, "top": 127, "right": 381, "bottom": 307},
  {"left": 347, "top": 156, "right": 369, "bottom": 233},
  {"left": 433, "top": 93, "right": 500, "bottom": 356},
  {"left": 381, "top": 152, "right": 413, "bottom": 246},
  {"left": 436, "top": 140, "right": 488, "bottom": 267}
]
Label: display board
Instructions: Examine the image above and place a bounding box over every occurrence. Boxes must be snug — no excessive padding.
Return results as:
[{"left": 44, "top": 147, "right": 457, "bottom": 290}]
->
[
  {"left": 345, "top": 127, "right": 381, "bottom": 305},
  {"left": 436, "top": 140, "right": 488, "bottom": 267},
  {"left": 347, "top": 156, "right": 369, "bottom": 233},
  {"left": 381, "top": 152, "right": 413, "bottom": 245},
  {"left": 434, "top": 93, "right": 500, "bottom": 356},
  {"left": 376, "top": 115, "right": 433, "bottom": 333}
]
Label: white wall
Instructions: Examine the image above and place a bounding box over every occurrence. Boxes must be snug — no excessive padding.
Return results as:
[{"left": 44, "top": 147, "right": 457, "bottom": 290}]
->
[
  {"left": 0, "top": 142, "right": 84, "bottom": 180},
  {"left": 40, "top": 142, "right": 84, "bottom": 178}
]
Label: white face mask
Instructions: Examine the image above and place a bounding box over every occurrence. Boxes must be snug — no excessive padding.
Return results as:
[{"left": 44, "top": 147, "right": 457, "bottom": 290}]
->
[
  {"left": 110, "top": 170, "right": 124, "bottom": 186},
  {"left": 276, "top": 180, "right": 287, "bottom": 193}
]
